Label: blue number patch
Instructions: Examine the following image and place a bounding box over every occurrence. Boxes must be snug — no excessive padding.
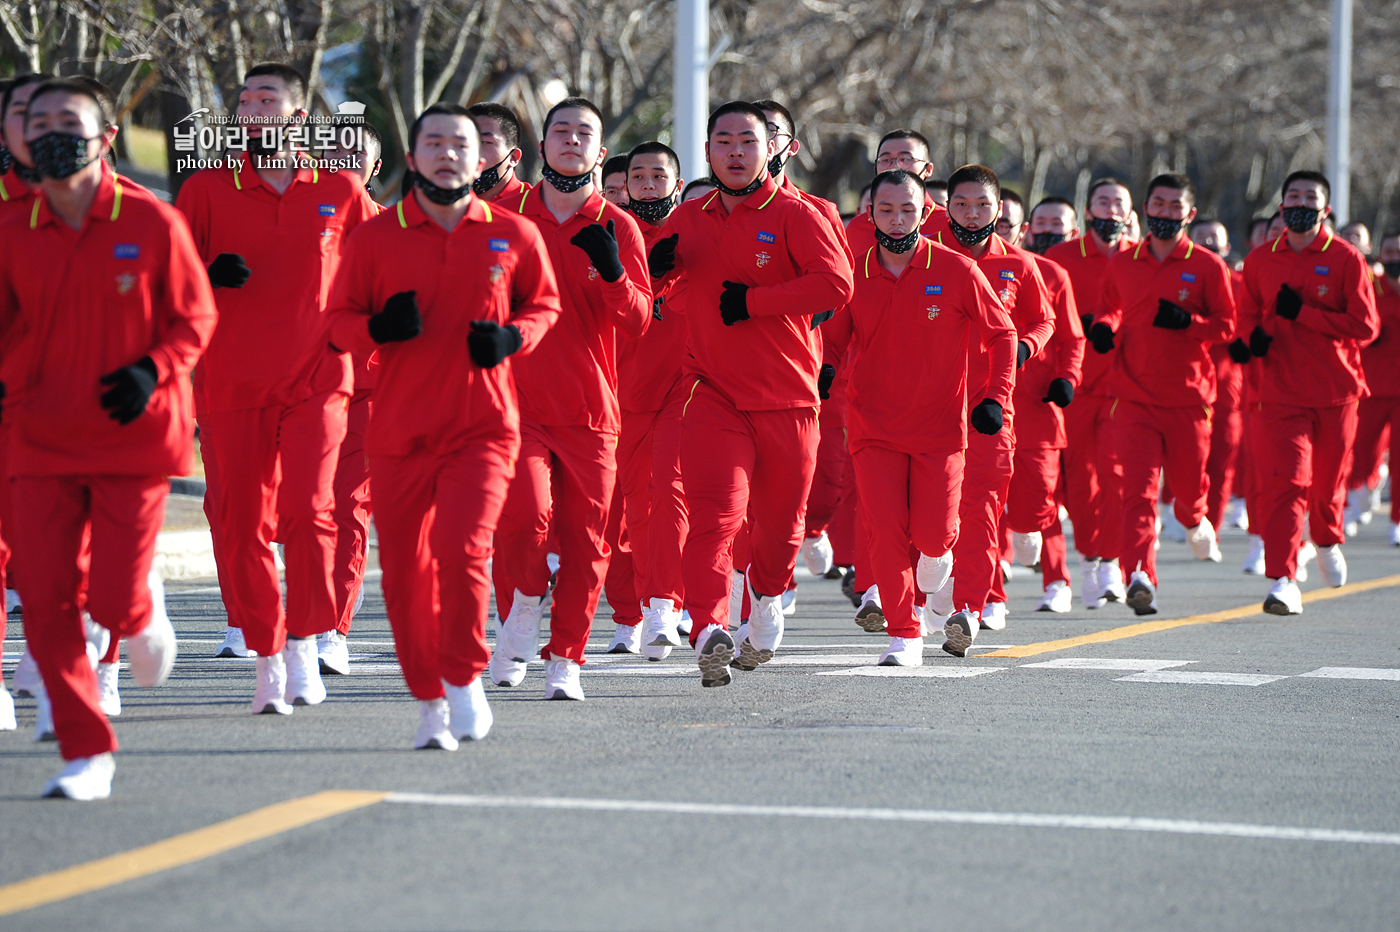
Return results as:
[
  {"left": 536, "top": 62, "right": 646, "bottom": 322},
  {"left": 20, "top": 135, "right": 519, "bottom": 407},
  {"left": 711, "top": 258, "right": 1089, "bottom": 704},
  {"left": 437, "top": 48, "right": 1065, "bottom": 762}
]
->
[
  {"left": 489, "top": 238, "right": 509, "bottom": 252},
  {"left": 999, "top": 269, "right": 1015, "bottom": 281},
  {"left": 925, "top": 285, "right": 942, "bottom": 295},
  {"left": 1315, "top": 265, "right": 1329, "bottom": 275},
  {"left": 113, "top": 244, "right": 140, "bottom": 260},
  {"left": 757, "top": 231, "right": 776, "bottom": 244},
  {"left": 319, "top": 204, "right": 336, "bottom": 217},
  {"left": 1180, "top": 272, "right": 1196, "bottom": 282}
]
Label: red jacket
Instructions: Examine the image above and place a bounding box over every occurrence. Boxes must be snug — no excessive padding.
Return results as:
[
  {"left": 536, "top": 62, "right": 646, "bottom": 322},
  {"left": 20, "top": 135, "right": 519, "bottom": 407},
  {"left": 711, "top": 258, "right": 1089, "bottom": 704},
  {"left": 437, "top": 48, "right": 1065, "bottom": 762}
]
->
[
  {"left": 618, "top": 219, "right": 688, "bottom": 413},
  {"left": 1045, "top": 235, "right": 1136, "bottom": 396},
  {"left": 508, "top": 184, "right": 651, "bottom": 432},
  {"left": 846, "top": 196, "right": 946, "bottom": 258},
  {"left": 1093, "top": 236, "right": 1236, "bottom": 407},
  {"left": 826, "top": 239, "right": 1014, "bottom": 455},
  {"left": 1362, "top": 276, "right": 1400, "bottom": 397},
  {"left": 327, "top": 192, "right": 560, "bottom": 456},
  {"left": 486, "top": 172, "right": 530, "bottom": 208},
  {"left": 0, "top": 167, "right": 217, "bottom": 476},
  {"left": 1015, "top": 253, "right": 1084, "bottom": 448},
  {"left": 0, "top": 168, "right": 36, "bottom": 224},
  {"left": 175, "top": 155, "right": 377, "bottom": 415},
  {"left": 668, "top": 176, "right": 854, "bottom": 410},
  {"left": 1240, "top": 230, "right": 1378, "bottom": 408}
]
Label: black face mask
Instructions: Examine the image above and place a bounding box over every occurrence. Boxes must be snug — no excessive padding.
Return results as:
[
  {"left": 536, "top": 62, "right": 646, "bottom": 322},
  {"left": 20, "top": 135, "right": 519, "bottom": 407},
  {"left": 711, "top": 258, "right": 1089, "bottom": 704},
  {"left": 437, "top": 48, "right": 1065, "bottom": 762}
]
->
[
  {"left": 415, "top": 172, "right": 473, "bottom": 205},
  {"left": 709, "top": 169, "right": 764, "bottom": 198},
  {"left": 767, "top": 151, "right": 786, "bottom": 180},
  {"left": 30, "top": 132, "right": 98, "bottom": 180},
  {"left": 1145, "top": 213, "right": 1184, "bottom": 241},
  {"left": 540, "top": 147, "right": 594, "bottom": 193},
  {"left": 1281, "top": 205, "right": 1321, "bottom": 234},
  {"left": 1384, "top": 261, "right": 1400, "bottom": 279},
  {"left": 627, "top": 190, "right": 678, "bottom": 224},
  {"left": 472, "top": 155, "right": 511, "bottom": 196},
  {"left": 0, "top": 144, "right": 10, "bottom": 175},
  {"left": 949, "top": 216, "right": 995, "bottom": 247},
  {"left": 1029, "top": 231, "right": 1066, "bottom": 254},
  {"left": 1088, "top": 215, "right": 1125, "bottom": 243},
  {"left": 874, "top": 225, "right": 920, "bottom": 254},
  {"left": 12, "top": 158, "right": 41, "bottom": 185}
]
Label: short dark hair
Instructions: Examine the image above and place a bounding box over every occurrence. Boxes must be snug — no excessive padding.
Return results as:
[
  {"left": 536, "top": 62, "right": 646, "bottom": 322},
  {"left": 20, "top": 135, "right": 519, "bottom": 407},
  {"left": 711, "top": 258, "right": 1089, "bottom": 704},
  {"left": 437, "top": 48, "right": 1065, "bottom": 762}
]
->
[
  {"left": 947, "top": 164, "right": 1000, "bottom": 201},
  {"left": 1249, "top": 215, "right": 1271, "bottom": 233},
  {"left": 1144, "top": 172, "right": 1195, "bottom": 208},
  {"left": 1282, "top": 170, "right": 1331, "bottom": 208},
  {"left": 752, "top": 99, "right": 794, "bottom": 138},
  {"left": 3, "top": 72, "right": 50, "bottom": 119},
  {"left": 26, "top": 79, "right": 113, "bottom": 128},
  {"left": 544, "top": 96, "right": 604, "bottom": 134},
  {"left": 601, "top": 155, "right": 629, "bottom": 181},
  {"left": 926, "top": 179, "right": 947, "bottom": 194},
  {"left": 243, "top": 62, "right": 307, "bottom": 110},
  {"left": 466, "top": 102, "right": 521, "bottom": 151},
  {"left": 627, "top": 141, "right": 681, "bottom": 179},
  {"left": 1031, "top": 195, "right": 1076, "bottom": 221},
  {"left": 1381, "top": 229, "right": 1400, "bottom": 243},
  {"left": 870, "top": 168, "right": 926, "bottom": 202},
  {"left": 1190, "top": 217, "right": 1224, "bottom": 232},
  {"left": 706, "top": 101, "right": 768, "bottom": 140},
  {"left": 68, "top": 76, "right": 118, "bottom": 127},
  {"left": 408, "top": 103, "right": 477, "bottom": 153},
  {"left": 1001, "top": 189, "right": 1024, "bottom": 207},
  {"left": 335, "top": 118, "right": 383, "bottom": 162},
  {"left": 877, "top": 129, "right": 930, "bottom": 161},
  {"left": 1086, "top": 176, "right": 1130, "bottom": 206},
  {"left": 681, "top": 179, "right": 715, "bottom": 199}
]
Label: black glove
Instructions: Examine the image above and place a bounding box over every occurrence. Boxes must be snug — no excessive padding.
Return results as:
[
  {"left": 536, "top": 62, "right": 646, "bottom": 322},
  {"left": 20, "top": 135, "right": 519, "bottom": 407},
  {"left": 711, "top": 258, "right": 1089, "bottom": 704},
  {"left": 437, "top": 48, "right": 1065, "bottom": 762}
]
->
[
  {"left": 99, "top": 357, "right": 158, "bottom": 425},
  {"left": 1227, "top": 339, "right": 1252, "bottom": 364},
  {"left": 208, "top": 253, "right": 250, "bottom": 289},
  {"left": 1080, "top": 313, "right": 1094, "bottom": 334},
  {"left": 1276, "top": 284, "right": 1302, "bottom": 321},
  {"left": 1016, "top": 341, "right": 1031, "bottom": 368},
  {"left": 571, "top": 219, "right": 625, "bottom": 283},
  {"left": 720, "top": 281, "right": 750, "bottom": 326},
  {"left": 648, "top": 233, "right": 678, "bottom": 279},
  {"left": 970, "top": 397, "right": 1004, "bottom": 435},
  {"left": 1248, "top": 325, "right": 1273, "bottom": 358},
  {"left": 1088, "top": 322, "right": 1115, "bottom": 354},
  {"left": 818, "top": 363, "right": 836, "bottom": 400},
  {"left": 810, "top": 309, "right": 834, "bottom": 330},
  {"left": 467, "top": 320, "right": 523, "bottom": 368},
  {"left": 368, "top": 290, "right": 422, "bottom": 344},
  {"left": 1042, "top": 377, "right": 1074, "bottom": 408},
  {"left": 652, "top": 296, "right": 664, "bottom": 321},
  {"left": 1153, "top": 298, "right": 1192, "bottom": 330}
]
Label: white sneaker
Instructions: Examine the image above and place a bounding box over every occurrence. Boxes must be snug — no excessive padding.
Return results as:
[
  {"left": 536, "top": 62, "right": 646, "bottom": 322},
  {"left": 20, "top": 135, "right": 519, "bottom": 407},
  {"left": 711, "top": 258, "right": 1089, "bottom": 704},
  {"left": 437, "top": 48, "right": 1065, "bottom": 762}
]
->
[
  {"left": 916, "top": 550, "right": 953, "bottom": 595},
  {"left": 941, "top": 609, "right": 979, "bottom": 657},
  {"left": 1159, "top": 509, "right": 1187, "bottom": 543},
  {"left": 33, "top": 685, "right": 55, "bottom": 741},
  {"left": 1296, "top": 540, "right": 1316, "bottom": 582},
  {"left": 1011, "top": 531, "right": 1042, "bottom": 567},
  {"left": 727, "top": 571, "right": 745, "bottom": 627},
  {"left": 641, "top": 598, "right": 680, "bottom": 662},
  {"left": 606, "top": 622, "right": 642, "bottom": 654},
  {"left": 1263, "top": 577, "right": 1303, "bottom": 615},
  {"left": 546, "top": 552, "right": 562, "bottom": 576},
  {"left": 1346, "top": 486, "right": 1373, "bottom": 533},
  {"left": 1001, "top": 559, "right": 1014, "bottom": 582},
  {"left": 879, "top": 636, "right": 924, "bottom": 667},
  {"left": 214, "top": 626, "right": 255, "bottom": 658},
  {"left": 253, "top": 653, "right": 292, "bottom": 715},
  {"left": 927, "top": 574, "right": 955, "bottom": 617},
  {"left": 677, "top": 610, "right": 693, "bottom": 637},
  {"left": 1100, "top": 561, "right": 1127, "bottom": 602},
  {"left": 1226, "top": 497, "right": 1249, "bottom": 530},
  {"left": 317, "top": 630, "right": 350, "bottom": 675},
  {"left": 747, "top": 582, "right": 785, "bottom": 657},
  {"left": 854, "top": 585, "right": 886, "bottom": 633},
  {"left": 1242, "top": 535, "right": 1266, "bottom": 575},
  {"left": 97, "top": 663, "right": 121, "bottom": 717},
  {"left": 694, "top": 624, "right": 735, "bottom": 688},
  {"left": 42, "top": 752, "right": 114, "bottom": 801},
  {"left": 979, "top": 601, "right": 1007, "bottom": 630},
  {"left": 1315, "top": 544, "right": 1347, "bottom": 588},
  {"left": 1125, "top": 570, "right": 1158, "bottom": 616},
  {"left": 0, "top": 685, "right": 15, "bottom": 731},
  {"left": 1390, "top": 523, "right": 1400, "bottom": 547},
  {"left": 489, "top": 590, "right": 544, "bottom": 687},
  {"left": 83, "top": 616, "right": 109, "bottom": 671},
  {"left": 127, "top": 608, "right": 176, "bottom": 688},
  {"left": 781, "top": 588, "right": 797, "bottom": 616},
  {"left": 283, "top": 637, "right": 326, "bottom": 706},
  {"left": 1186, "top": 517, "right": 1223, "bottom": 563},
  {"left": 544, "top": 658, "right": 585, "bottom": 700},
  {"left": 1037, "top": 580, "right": 1073, "bottom": 613},
  {"left": 12, "top": 647, "right": 40, "bottom": 697},
  {"left": 1080, "top": 556, "right": 1107, "bottom": 608},
  {"left": 414, "top": 698, "right": 458, "bottom": 750},
  {"left": 801, "top": 531, "right": 835, "bottom": 576},
  {"left": 444, "top": 676, "right": 493, "bottom": 739}
]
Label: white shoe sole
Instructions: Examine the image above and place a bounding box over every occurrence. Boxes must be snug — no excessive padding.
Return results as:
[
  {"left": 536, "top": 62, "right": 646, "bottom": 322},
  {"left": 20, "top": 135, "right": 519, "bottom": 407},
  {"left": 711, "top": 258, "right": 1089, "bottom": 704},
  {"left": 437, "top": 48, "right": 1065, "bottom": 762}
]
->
[
  {"left": 854, "top": 603, "right": 886, "bottom": 633},
  {"left": 697, "top": 633, "right": 735, "bottom": 688}
]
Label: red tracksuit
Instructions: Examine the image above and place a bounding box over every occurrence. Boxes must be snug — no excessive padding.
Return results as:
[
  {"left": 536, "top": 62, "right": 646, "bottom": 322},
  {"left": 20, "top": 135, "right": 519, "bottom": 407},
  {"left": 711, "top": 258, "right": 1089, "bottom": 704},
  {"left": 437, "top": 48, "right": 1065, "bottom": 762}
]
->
[
  {"left": 1005, "top": 253, "right": 1084, "bottom": 589},
  {"left": 1202, "top": 268, "right": 1248, "bottom": 532},
  {"left": 0, "top": 167, "right": 216, "bottom": 759},
  {"left": 177, "top": 157, "right": 376, "bottom": 656},
  {"left": 845, "top": 196, "right": 945, "bottom": 258},
  {"left": 928, "top": 225, "right": 1055, "bottom": 613},
  {"left": 491, "top": 184, "right": 651, "bottom": 663},
  {"left": 1241, "top": 231, "right": 1378, "bottom": 578},
  {"left": 1095, "top": 237, "right": 1237, "bottom": 584},
  {"left": 667, "top": 177, "right": 854, "bottom": 637},
  {"left": 1350, "top": 276, "right": 1400, "bottom": 520},
  {"left": 828, "top": 239, "right": 1014, "bottom": 635},
  {"left": 487, "top": 172, "right": 530, "bottom": 207},
  {"left": 328, "top": 192, "right": 559, "bottom": 696}
]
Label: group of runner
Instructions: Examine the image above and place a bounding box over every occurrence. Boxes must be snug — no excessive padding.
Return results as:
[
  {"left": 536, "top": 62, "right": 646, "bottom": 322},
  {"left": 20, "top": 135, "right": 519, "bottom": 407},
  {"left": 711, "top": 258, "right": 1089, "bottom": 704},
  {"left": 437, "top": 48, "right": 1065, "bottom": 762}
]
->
[{"left": 0, "top": 61, "right": 1391, "bottom": 800}]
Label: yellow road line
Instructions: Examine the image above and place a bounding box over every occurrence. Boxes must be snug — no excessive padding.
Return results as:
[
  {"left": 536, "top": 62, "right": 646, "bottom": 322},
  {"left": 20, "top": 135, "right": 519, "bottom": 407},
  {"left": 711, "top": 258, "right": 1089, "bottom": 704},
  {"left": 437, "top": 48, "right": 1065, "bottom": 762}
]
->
[
  {"left": 981, "top": 573, "right": 1400, "bottom": 659},
  {"left": 0, "top": 790, "right": 387, "bottom": 917}
]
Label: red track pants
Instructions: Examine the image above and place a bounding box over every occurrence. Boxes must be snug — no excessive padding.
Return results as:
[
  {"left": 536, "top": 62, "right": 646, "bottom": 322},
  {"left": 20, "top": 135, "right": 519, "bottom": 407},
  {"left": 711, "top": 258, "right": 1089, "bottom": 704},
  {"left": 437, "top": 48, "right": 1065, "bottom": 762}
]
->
[
  {"left": 1007, "top": 444, "right": 1070, "bottom": 587},
  {"left": 619, "top": 390, "right": 688, "bottom": 608},
  {"left": 1350, "top": 394, "right": 1400, "bottom": 522},
  {"left": 679, "top": 379, "right": 817, "bottom": 641},
  {"left": 602, "top": 477, "right": 640, "bottom": 627},
  {"left": 13, "top": 475, "right": 165, "bottom": 760},
  {"left": 493, "top": 422, "right": 616, "bottom": 664},
  {"left": 853, "top": 446, "right": 961, "bottom": 637},
  {"left": 1252, "top": 401, "right": 1356, "bottom": 580},
  {"left": 1063, "top": 394, "right": 1123, "bottom": 561},
  {"left": 372, "top": 436, "right": 515, "bottom": 699},
  {"left": 805, "top": 424, "right": 848, "bottom": 537},
  {"left": 952, "top": 426, "right": 1014, "bottom": 612},
  {"left": 332, "top": 389, "right": 373, "bottom": 635},
  {"left": 1206, "top": 388, "right": 1244, "bottom": 532},
  {"left": 199, "top": 390, "right": 348, "bottom": 656},
  {"left": 1108, "top": 399, "right": 1211, "bottom": 586}
]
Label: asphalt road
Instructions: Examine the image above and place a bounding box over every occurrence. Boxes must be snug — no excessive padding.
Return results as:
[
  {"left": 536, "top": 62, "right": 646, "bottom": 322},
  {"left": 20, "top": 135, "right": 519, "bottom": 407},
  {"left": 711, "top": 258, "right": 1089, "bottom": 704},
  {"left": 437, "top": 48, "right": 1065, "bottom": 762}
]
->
[{"left": 2, "top": 517, "right": 1398, "bottom": 931}]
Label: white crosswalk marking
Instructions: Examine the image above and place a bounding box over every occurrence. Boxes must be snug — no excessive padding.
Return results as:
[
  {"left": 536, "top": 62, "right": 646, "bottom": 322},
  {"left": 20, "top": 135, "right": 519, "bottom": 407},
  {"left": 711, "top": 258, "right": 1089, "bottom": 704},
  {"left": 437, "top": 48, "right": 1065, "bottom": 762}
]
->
[
  {"left": 1298, "top": 667, "right": 1400, "bottom": 681},
  {"left": 1022, "top": 658, "right": 1193, "bottom": 672},
  {"left": 816, "top": 667, "right": 1005, "bottom": 678},
  {"left": 1116, "top": 671, "right": 1289, "bottom": 686}
]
